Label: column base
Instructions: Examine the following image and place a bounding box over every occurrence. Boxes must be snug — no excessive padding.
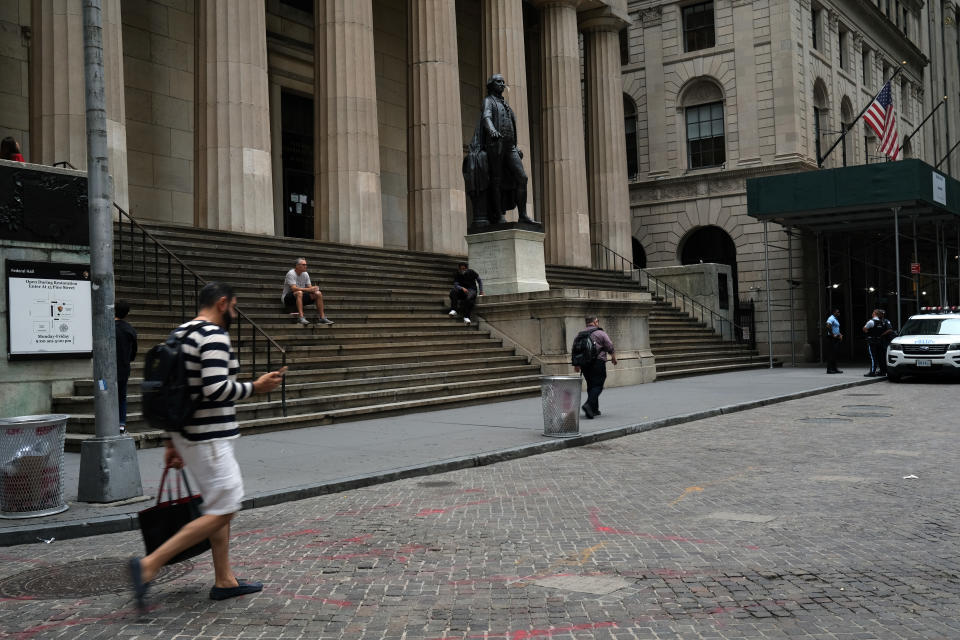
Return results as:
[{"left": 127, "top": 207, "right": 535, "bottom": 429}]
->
[{"left": 466, "top": 227, "right": 549, "bottom": 296}]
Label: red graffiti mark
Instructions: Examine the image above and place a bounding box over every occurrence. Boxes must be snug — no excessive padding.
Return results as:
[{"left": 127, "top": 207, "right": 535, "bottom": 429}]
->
[
  {"left": 230, "top": 528, "right": 265, "bottom": 539},
  {"left": 415, "top": 499, "right": 493, "bottom": 516},
  {"left": 0, "top": 609, "right": 136, "bottom": 640},
  {"left": 257, "top": 528, "right": 324, "bottom": 542},
  {"left": 587, "top": 508, "right": 714, "bottom": 544}
]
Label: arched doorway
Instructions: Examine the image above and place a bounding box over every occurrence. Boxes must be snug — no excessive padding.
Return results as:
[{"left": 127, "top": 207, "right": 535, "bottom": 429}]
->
[
  {"left": 680, "top": 225, "right": 739, "bottom": 309},
  {"left": 632, "top": 237, "right": 646, "bottom": 268}
]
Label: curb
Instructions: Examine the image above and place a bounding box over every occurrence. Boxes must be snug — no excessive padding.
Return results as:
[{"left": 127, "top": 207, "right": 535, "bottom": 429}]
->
[{"left": 0, "top": 377, "right": 882, "bottom": 546}]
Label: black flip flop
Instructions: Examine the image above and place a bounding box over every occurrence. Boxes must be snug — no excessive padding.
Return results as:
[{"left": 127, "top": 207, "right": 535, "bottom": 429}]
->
[{"left": 128, "top": 557, "right": 149, "bottom": 611}]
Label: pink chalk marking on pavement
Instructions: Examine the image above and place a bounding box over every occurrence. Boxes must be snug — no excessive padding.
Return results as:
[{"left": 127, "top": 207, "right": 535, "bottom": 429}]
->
[
  {"left": 447, "top": 572, "right": 573, "bottom": 586},
  {"left": 230, "top": 528, "right": 266, "bottom": 539},
  {"left": 0, "top": 608, "right": 138, "bottom": 640}
]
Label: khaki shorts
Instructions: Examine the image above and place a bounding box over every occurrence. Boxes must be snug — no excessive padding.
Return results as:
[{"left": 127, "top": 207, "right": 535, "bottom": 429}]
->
[{"left": 170, "top": 433, "right": 244, "bottom": 516}]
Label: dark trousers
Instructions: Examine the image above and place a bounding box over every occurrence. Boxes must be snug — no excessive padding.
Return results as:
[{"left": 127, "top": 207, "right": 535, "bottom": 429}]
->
[
  {"left": 868, "top": 341, "right": 885, "bottom": 374},
  {"left": 450, "top": 287, "right": 478, "bottom": 318},
  {"left": 826, "top": 337, "right": 841, "bottom": 372},
  {"left": 118, "top": 377, "right": 128, "bottom": 426},
  {"left": 582, "top": 359, "right": 607, "bottom": 412}
]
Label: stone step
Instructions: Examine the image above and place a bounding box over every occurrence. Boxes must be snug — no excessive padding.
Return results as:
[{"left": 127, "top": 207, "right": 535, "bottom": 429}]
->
[
  {"left": 62, "top": 373, "right": 543, "bottom": 433},
  {"left": 656, "top": 354, "right": 766, "bottom": 372},
  {"left": 656, "top": 360, "right": 778, "bottom": 379},
  {"left": 71, "top": 355, "right": 533, "bottom": 394},
  {"left": 653, "top": 349, "right": 758, "bottom": 363},
  {"left": 64, "top": 384, "right": 543, "bottom": 450}
]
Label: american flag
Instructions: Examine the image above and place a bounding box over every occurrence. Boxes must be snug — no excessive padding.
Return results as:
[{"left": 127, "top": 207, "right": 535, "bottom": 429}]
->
[{"left": 863, "top": 81, "right": 902, "bottom": 160}]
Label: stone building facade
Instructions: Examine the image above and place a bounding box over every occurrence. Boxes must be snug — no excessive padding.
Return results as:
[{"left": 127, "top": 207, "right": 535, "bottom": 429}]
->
[
  {"left": 623, "top": 0, "right": 959, "bottom": 359},
  {"left": 0, "top": 0, "right": 633, "bottom": 269}
]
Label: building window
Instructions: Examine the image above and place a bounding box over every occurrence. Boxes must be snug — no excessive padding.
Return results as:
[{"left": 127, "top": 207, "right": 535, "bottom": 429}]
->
[
  {"left": 619, "top": 28, "right": 630, "bottom": 66},
  {"left": 862, "top": 47, "right": 871, "bottom": 85},
  {"left": 838, "top": 27, "right": 849, "bottom": 71},
  {"left": 811, "top": 5, "right": 821, "bottom": 50},
  {"left": 686, "top": 102, "right": 725, "bottom": 169},
  {"left": 682, "top": 2, "right": 715, "bottom": 52},
  {"left": 624, "top": 95, "right": 638, "bottom": 179}
]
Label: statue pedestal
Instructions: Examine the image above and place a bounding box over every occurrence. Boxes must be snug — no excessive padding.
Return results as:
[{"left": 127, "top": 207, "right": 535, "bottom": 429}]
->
[{"left": 466, "top": 227, "right": 549, "bottom": 296}]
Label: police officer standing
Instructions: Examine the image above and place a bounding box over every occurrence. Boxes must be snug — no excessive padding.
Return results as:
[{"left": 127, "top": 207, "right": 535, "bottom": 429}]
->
[
  {"left": 825, "top": 308, "right": 843, "bottom": 374},
  {"left": 877, "top": 309, "right": 896, "bottom": 376},
  {"left": 862, "top": 309, "right": 885, "bottom": 377}
]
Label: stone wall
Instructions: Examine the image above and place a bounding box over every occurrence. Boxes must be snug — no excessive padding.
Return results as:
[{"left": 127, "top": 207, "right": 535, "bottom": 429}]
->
[
  {"left": 121, "top": 0, "right": 195, "bottom": 225},
  {"left": 0, "top": 1, "right": 30, "bottom": 160}
]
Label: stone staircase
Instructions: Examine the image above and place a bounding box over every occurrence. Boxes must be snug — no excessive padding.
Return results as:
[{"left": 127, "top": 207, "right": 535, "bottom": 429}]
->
[{"left": 56, "top": 224, "right": 770, "bottom": 450}]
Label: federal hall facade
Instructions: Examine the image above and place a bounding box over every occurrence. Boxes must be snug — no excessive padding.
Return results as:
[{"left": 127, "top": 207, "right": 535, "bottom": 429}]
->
[{"left": 1, "top": 0, "right": 959, "bottom": 359}]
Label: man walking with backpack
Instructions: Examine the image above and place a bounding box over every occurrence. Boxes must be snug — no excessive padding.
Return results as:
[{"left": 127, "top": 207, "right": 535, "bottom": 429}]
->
[
  {"left": 129, "top": 282, "right": 285, "bottom": 610},
  {"left": 571, "top": 315, "right": 617, "bottom": 419}
]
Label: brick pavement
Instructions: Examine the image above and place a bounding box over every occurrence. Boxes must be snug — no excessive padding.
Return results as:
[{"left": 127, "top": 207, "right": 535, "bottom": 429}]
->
[{"left": 1, "top": 381, "right": 958, "bottom": 639}]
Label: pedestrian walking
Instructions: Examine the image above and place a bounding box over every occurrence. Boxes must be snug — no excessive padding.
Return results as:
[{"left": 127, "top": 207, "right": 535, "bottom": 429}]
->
[
  {"left": 448, "top": 262, "right": 484, "bottom": 325},
  {"left": 128, "top": 282, "right": 286, "bottom": 610},
  {"left": 825, "top": 308, "right": 843, "bottom": 374},
  {"left": 862, "top": 309, "right": 884, "bottom": 376},
  {"left": 571, "top": 315, "right": 617, "bottom": 419},
  {"left": 114, "top": 300, "right": 137, "bottom": 434}
]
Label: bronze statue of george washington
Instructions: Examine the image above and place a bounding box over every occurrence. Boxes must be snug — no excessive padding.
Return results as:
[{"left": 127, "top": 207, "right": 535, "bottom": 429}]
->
[{"left": 463, "top": 74, "right": 538, "bottom": 231}]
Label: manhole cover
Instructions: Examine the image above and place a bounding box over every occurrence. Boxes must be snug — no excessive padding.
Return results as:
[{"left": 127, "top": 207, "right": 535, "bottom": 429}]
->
[
  {"left": 836, "top": 411, "right": 894, "bottom": 418},
  {"left": 0, "top": 558, "right": 193, "bottom": 600},
  {"left": 842, "top": 404, "right": 893, "bottom": 409},
  {"left": 417, "top": 481, "right": 456, "bottom": 487},
  {"left": 797, "top": 417, "right": 853, "bottom": 423}
]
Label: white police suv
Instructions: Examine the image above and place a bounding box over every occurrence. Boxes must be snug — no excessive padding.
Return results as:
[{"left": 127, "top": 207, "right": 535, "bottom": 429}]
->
[{"left": 886, "top": 308, "right": 960, "bottom": 382}]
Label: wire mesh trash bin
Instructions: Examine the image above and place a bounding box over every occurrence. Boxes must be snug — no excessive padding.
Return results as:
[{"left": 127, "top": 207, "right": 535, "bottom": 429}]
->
[
  {"left": 0, "top": 415, "right": 69, "bottom": 518},
  {"left": 540, "top": 375, "right": 582, "bottom": 438}
]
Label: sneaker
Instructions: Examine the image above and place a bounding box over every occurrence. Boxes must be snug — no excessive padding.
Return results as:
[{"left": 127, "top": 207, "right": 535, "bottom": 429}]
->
[
  {"left": 317, "top": 317, "right": 334, "bottom": 325},
  {"left": 448, "top": 310, "right": 458, "bottom": 317},
  {"left": 463, "top": 318, "right": 471, "bottom": 325},
  {"left": 297, "top": 316, "right": 310, "bottom": 326}
]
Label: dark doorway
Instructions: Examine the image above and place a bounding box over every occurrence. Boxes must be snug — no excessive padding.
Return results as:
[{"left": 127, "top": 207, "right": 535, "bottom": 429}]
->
[
  {"left": 680, "top": 224, "right": 739, "bottom": 307},
  {"left": 281, "top": 91, "right": 314, "bottom": 239},
  {"left": 632, "top": 237, "right": 647, "bottom": 268}
]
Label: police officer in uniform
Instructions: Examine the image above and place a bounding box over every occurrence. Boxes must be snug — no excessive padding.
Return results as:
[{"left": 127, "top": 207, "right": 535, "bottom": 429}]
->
[{"left": 862, "top": 309, "right": 885, "bottom": 376}]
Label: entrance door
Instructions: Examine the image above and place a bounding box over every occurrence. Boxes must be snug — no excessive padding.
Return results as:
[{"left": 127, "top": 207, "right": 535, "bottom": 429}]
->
[{"left": 281, "top": 91, "right": 314, "bottom": 239}]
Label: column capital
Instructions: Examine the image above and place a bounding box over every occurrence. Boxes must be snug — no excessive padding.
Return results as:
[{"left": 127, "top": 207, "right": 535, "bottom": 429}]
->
[
  {"left": 579, "top": 8, "right": 630, "bottom": 33},
  {"left": 640, "top": 6, "right": 662, "bottom": 28}
]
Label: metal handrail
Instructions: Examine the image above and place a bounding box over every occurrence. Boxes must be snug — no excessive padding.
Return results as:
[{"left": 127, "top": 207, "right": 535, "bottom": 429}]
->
[
  {"left": 114, "top": 204, "right": 287, "bottom": 415},
  {"left": 590, "top": 242, "right": 755, "bottom": 348}
]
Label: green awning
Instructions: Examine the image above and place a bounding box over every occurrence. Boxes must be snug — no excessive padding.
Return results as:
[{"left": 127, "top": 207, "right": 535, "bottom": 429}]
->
[{"left": 746, "top": 159, "right": 960, "bottom": 231}]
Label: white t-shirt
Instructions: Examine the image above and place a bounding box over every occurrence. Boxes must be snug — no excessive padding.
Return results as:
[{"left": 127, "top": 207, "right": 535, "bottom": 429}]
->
[{"left": 282, "top": 269, "right": 312, "bottom": 302}]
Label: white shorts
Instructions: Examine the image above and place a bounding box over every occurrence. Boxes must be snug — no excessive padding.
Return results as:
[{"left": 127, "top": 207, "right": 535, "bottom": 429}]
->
[{"left": 169, "top": 434, "right": 244, "bottom": 516}]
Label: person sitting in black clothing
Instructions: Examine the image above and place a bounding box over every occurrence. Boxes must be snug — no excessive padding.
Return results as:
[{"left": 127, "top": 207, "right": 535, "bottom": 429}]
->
[{"left": 448, "top": 262, "right": 484, "bottom": 325}]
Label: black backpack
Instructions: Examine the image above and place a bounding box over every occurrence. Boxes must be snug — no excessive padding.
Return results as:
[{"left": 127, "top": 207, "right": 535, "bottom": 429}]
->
[
  {"left": 140, "top": 323, "right": 207, "bottom": 431},
  {"left": 571, "top": 327, "right": 601, "bottom": 367}
]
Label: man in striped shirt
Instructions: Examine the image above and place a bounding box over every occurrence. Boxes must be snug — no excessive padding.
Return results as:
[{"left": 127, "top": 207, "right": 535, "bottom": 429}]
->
[{"left": 129, "top": 282, "right": 286, "bottom": 609}]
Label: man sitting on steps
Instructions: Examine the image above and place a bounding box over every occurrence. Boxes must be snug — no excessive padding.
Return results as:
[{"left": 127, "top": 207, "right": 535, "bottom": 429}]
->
[{"left": 282, "top": 257, "right": 334, "bottom": 325}]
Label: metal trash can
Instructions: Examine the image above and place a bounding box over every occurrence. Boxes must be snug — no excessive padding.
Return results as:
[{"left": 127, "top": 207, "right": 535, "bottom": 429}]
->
[
  {"left": 0, "top": 415, "right": 69, "bottom": 518},
  {"left": 540, "top": 375, "right": 582, "bottom": 438}
]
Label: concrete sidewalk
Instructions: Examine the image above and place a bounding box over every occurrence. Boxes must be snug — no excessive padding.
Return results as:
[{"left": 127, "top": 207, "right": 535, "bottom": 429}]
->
[{"left": 0, "top": 367, "right": 882, "bottom": 545}]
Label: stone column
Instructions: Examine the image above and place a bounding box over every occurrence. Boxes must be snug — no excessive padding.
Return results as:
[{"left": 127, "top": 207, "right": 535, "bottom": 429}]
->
[
  {"left": 531, "top": 0, "right": 590, "bottom": 268},
  {"left": 771, "top": 0, "right": 803, "bottom": 161},
  {"left": 314, "top": 0, "right": 383, "bottom": 247},
  {"left": 482, "top": 0, "right": 535, "bottom": 222},
  {"left": 408, "top": 0, "right": 467, "bottom": 255},
  {"left": 31, "top": 0, "right": 129, "bottom": 209},
  {"left": 944, "top": 1, "right": 960, "bottom": 176},
  {"left": 196, "top": 0, "right": 274, "bottom": 234},
  {"left": 581, "top": 13, "right": 631, "bottom": 263},
  {"left": 640, "top": 6, "right": 667, "bottom": 176},
  {"left": 732, "top": 0, "right": 760, "bottom": 166}
]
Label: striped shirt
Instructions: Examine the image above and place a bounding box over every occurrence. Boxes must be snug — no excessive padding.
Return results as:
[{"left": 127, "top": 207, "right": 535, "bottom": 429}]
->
[{"left": 170, "top": 319, "right": 253, "bottom": 442}]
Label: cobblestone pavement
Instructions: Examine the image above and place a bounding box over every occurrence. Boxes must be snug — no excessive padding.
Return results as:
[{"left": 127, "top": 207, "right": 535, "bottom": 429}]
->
[{"left": 2, "top": 381, "right": 959, "bottom": 639}]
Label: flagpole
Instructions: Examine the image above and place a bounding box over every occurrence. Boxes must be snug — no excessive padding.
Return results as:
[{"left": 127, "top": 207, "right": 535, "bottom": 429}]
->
[
  {"left": 818, "top": 63, "right": 905, "bottom": 168},
  {"left": 899, "top": 96, "right": 946, "bottom": 155},
  {"left": 936, "top": 138, "right": 960, "bottom": 170}
]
